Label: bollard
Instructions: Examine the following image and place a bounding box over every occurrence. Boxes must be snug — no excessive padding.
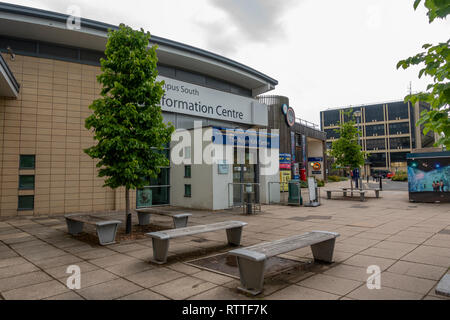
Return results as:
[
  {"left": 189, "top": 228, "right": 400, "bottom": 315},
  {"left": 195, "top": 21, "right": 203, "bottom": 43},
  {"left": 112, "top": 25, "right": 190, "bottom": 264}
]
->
[{"left": 379, "top": 176, "right": 383, "bottom": 191}]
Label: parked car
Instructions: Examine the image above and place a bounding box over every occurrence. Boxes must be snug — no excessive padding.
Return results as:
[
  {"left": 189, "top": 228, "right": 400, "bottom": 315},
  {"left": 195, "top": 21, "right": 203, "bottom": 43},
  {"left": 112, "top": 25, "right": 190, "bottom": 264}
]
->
[
  {"left": 371, "top": 170, "right": 390, "bottom": 179},
  {"left": 386, "top": 172, "right": 395, "bottom": 179}
]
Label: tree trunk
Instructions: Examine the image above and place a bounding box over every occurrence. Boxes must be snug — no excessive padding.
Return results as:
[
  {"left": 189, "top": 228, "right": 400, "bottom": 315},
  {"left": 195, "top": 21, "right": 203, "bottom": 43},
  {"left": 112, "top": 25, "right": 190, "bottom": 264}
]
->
[{"left": 125, "top": 187, "right": 132, "bottom": 234}]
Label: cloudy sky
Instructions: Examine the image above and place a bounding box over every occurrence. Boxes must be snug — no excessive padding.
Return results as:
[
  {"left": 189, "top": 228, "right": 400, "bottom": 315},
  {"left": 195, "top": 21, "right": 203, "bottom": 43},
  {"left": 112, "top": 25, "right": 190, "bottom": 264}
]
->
[{"left": 5, "top": 0, "right": 449, "bottom": 125}]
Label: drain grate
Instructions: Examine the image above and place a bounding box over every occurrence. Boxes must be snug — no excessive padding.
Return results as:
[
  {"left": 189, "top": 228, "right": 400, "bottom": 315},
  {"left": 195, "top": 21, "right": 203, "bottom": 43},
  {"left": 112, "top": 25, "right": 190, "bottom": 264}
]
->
[
  {"left": 186, "top": 252, "right": 311, "bottom": 279},
  {"left": 438, "top": 229, "right": 450, "bottom": 235}
]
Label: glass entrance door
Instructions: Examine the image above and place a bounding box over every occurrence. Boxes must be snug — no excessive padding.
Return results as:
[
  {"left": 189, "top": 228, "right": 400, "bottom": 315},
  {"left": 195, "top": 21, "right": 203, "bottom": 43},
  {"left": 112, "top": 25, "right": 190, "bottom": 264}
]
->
[{"left": 232, "top": 147, "right": 258, "bottom": 206}]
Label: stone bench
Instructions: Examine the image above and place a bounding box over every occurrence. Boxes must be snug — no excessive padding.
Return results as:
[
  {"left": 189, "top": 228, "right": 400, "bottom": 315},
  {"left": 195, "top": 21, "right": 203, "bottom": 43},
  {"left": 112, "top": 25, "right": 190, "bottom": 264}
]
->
[
  {"left": 228, "top": 231, "right": 340, "bottom": 295},
  {"left": 65, "top": 214, "right": 121, "bottom": 246},
  {"left": 326, "top": 189, "right": 366, "bottom": 201},
  {"left": 146, "top": 220, "right": 247, "bottom": 264},
  {"left": 135, "top": 208, "right": 192, "bottom": 228},
  {"left": 342, "top": 188, "right": 380, "bottom": 198}
]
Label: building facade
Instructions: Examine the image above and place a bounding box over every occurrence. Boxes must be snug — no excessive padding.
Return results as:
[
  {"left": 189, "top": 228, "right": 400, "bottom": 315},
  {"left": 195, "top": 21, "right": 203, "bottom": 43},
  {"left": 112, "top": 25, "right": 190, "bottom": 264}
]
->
[
  {"left": 320, "top": 100, "right": 439, "bottom": 175},
  {"left": 0, "top": 3, "right": 279, "bottom": 217},
  {"left": 260, "top": 95, "right": 327, "bottom": 185}
]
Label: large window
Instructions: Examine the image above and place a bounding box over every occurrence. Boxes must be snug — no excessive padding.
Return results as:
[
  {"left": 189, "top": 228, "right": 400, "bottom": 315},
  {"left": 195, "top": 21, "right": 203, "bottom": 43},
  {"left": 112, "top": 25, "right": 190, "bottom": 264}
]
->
[
  {"left": 136, "top": 147, "right": 170, "bottom": 208},
  {"left": 390, "top": 152, "right": 408, "bottom": 163},
  {"left": 19, "top": 175, "right": 35, "bottom": 190},
  {"left": 368, "top": 153, "right": 386, "bottom": 168},
  {"left": 389, "top": 122, "right": 410, "bottom": 135},
  {"left": 365, "top": 124, "right": 385, "bottom": 137},
  {"left": 323, "top": 110, "right": 340, "bottom": 127},
  {"left": 389, "top": 137, "right": 410, "bottom": 149},
  {"left": 366, "top": 138, "right": 386, "bottom": 151},
  {"left": 387, "top": 102, "right": 409, "bottom": 120},
  {"left": 343, "top": 107, "right": 362, "bottom": 123},
  {"left": 325, "top": 128, "right": 340, "bottom": 140},
  {"left": 364, "top": 104, "right": 384, "bottom": 122}
]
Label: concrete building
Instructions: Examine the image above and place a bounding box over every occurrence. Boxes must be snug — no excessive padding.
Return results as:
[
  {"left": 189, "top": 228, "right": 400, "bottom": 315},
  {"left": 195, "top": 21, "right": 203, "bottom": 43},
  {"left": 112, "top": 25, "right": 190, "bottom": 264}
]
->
[
  {"left": 259, "top": 95, "right": 327, "bottom": 184},
  {"left": 0, "top": 3, "right": 279, "bottom": 216},
  {"left": 320, "top": 100, "right": 440, "bottom": 175}
]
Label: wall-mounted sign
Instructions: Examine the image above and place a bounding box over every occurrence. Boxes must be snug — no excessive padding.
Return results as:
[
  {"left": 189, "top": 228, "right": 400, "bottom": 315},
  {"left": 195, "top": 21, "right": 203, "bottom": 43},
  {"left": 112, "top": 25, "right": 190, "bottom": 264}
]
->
[
  {"left": 218, "top": 160, "right": 229, "bottom": 174},
  {"left": 286, "top": 107, "right": 296, "bottom": 127},
  {"left": 212, "top": 127, "right": 279, "bottom": 149},
  {"left": 281, "top": 104, "right": 288, "bottom": 115},
  {"left": 157, "top": 75, "right": 267, "bottom": 126},
  {"left": 293, "top": 163, "right": 300, "bottom": 180},
  {"left": 312, "top": 162, "right": 321, "bottom": 170},
  {"left": 279, "top": 153, "right": 291, "bottom": 170}
]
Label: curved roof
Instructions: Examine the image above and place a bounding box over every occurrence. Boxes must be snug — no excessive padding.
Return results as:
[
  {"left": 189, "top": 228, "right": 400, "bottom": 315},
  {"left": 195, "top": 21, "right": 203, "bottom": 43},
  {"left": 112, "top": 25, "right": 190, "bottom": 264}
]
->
[{"left": 0, "top": 2, "right": 277, "bottom": 93}]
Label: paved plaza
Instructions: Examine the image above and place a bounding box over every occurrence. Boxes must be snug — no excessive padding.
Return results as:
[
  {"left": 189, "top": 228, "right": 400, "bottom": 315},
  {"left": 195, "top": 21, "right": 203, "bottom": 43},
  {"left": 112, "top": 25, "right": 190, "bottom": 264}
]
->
[{"left": 0, "top": 181, "right": 449, "bottom": 300}]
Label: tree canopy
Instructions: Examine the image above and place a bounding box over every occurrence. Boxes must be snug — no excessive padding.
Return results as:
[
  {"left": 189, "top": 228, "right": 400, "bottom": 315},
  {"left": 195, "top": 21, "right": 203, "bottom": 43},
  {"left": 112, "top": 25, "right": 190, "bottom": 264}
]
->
[
  {"left": 328, "top": 113, "right": 365, "bottom": 171},
  {"left": 84, "top": 24, "right": 174, "bottom": 232},
  {"left": 397, "top": 0, "right": 450, "bottom": 149}
]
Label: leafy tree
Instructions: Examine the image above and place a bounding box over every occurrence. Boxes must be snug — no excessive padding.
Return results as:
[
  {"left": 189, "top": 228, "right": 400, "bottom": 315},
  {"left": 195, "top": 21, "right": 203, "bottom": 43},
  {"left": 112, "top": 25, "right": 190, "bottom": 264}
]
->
[
  {"left": 328, "top": 111, "right": 365, "bottom": 190},
  {"left": 85, "top": 25, "right": 174, "bottom": 234},
  {"left": 397, "top": 0, "right": 450, "bottom": 149}
]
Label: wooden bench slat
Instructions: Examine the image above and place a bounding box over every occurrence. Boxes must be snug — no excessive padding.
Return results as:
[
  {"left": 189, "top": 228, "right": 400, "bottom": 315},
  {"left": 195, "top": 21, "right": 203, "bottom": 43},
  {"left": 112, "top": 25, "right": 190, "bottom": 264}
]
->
[{"left": 147, "top": 221, "right": 247, "bottom": 240}]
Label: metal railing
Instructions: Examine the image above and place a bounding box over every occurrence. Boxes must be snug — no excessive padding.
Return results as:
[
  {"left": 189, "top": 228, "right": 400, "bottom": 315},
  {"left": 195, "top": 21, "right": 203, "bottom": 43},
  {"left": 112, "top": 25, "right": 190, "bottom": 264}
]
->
[
  {"left": 295, "top": 117, "right": 320, "bottom": 130},
  {"left": 227, "top": 182, "right": 261, "bottom": 213}
]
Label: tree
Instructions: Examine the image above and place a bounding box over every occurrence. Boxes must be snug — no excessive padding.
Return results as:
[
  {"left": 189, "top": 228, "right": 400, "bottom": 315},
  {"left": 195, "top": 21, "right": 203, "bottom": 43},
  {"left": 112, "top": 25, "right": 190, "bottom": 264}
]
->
[
  {"left": 328, "top": 112, "right": 365, "bottom": 190},
  {"left": 396, "top": 0, "right": 450, "bottom": 149},
  {"left": 84, "top": 25, "right": 174, "bottom": 234}
]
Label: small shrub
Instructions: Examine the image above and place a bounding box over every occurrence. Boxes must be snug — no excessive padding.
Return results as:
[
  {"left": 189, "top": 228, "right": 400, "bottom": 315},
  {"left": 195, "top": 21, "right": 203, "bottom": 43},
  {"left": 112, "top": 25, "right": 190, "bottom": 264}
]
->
[
  {"left": 392, "top": 173, "right": 408, "bottom": 181},
  {"left": 317, "top": 179, "right": 325, "bottom": 187},
  {"left": 328, "top": 175, "right": 341, "bottom": 182}
]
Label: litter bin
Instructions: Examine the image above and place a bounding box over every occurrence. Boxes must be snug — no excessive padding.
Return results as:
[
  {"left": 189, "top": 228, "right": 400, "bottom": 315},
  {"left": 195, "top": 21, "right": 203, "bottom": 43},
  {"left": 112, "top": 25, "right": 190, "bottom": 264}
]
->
[
  {"left": 244, "top": 184, "right": 254, "bottom": 214},
  {"left": 288, "top": 179, "right": 302, "bottom": 206}
]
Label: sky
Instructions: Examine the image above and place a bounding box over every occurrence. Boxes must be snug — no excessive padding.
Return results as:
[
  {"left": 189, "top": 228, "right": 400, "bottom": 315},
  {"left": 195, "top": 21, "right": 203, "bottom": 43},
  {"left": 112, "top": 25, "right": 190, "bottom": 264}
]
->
[{"left": 4, "top": 0, "right": 449, "bottom": 125}]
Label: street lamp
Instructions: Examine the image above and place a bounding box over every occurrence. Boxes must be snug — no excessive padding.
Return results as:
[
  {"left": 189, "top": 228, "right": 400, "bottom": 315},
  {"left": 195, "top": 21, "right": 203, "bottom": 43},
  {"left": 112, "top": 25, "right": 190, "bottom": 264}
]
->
[{"left": 353, "top": 110, "right": 362, "bottom": 189}]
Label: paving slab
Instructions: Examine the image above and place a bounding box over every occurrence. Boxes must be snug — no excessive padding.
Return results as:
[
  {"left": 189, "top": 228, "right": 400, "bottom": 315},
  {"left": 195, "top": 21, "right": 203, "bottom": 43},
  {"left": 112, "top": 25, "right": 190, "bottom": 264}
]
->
[
  {"left": 77, "top": 278, "right": 142, "bottom": 300},
  {"left": 2, "top": 280, "right": 69, "bottom": 300},
  {"left": 151, "top": 276, "right": 216, "bottom": 300}
]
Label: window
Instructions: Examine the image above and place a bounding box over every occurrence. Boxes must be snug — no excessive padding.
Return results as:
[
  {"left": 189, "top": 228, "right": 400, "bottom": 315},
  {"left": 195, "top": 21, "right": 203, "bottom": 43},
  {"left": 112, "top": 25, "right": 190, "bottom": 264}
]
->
[
  {"left": 19, "top": 155, "right": 35, "bottom": 169},
  {"left": 368, "top": 153, "right": 387, "bottom": 168},
  {"left": 364, "top": 104, "right": 384, "bottom": 122},
  {"left": 325, "top": 128, "right": 340, "bottom": 140},
  {"left": 18, "top": 195, "right": 34, "bottom": 211},
  {"left": 389, "top": 122, "right": 409, "bottom": 135},
  {"left": 366, "top": 138, "right": 386, "bottom": 151},
  {"left": 184, "top": 184, "right": 191, "bottom": 197},
  {"left": 387, "top": 102, "right": 409, "bottom": 120},
  {"left": 184, "top": 165, "right": 191, "bottom": 178},
  {"left": 19, "top": 175, "right": 35, "bottom": 190},
  {"left": 389, "top": 137, "right": 410, "bottom": 149},
  {"left": 365, "top": 124, "right": 385, "bottom": 136},
  {"left": 343, "top": 107, "right": 362, "bottom": 123},
  {"left": 323, "top": 110, "right": 340, "bottom": 127},
  {"left": 390, "top": 152, "right": 408, "bottom": 163}
]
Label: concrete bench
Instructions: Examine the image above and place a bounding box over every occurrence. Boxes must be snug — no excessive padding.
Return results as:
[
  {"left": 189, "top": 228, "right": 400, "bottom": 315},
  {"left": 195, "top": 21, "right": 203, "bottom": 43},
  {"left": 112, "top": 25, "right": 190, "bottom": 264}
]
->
[
  {"left": 146, "top": 220, "right": 247, "bottom": 264},
  {"left": 342, "top": 188, "right": 380, "bottom": 198},
  {"left": 228, "top": 231, "right": 340, "bottom": 295},
  {"left": 135, "top": 208, "right": 192, "bottom": 228},
  {"left": 326, "top": 189, "right": 366, "bottom": 201},
  {"left": 65, "top": 214, "right": 121, "bottom": 246}
]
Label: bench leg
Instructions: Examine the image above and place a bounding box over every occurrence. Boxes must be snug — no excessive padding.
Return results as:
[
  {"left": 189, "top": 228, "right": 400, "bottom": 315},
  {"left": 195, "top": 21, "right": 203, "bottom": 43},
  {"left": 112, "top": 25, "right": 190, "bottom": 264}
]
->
[
  {"left": 66, "top": 219, "right": 84, "bottom": 235},
  {"left": 360, "top": 193, "right": 365, "bottom": 202},
  {"left": 311, "top": 238, "right": 336, "bottom": 263},
  {"left": 96, "top": 223, "right": 120, "bottom": 245},
  {"left": 326, "top": 191, "right": 331, "bottom": 199},
  {"left": 343, "top": 191, "right": 347, "bottom": 197},
  {"left": 137, "top": 212, "right": 151, "bottom": 226},
  {"left": 236, "top": 257, "right": 266, "bottom": 296},
  {"left": 150, "top": 238, "right": 170, "bottom": 264},
  {"left": 226, "top": 227, "right": 243, "bottom": 246},
  {"left": 173, "top": 216, "right": 188, "bottom": 228},
  {"left": 375, "top": 190, "right": 379, "bottom": 198}
]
